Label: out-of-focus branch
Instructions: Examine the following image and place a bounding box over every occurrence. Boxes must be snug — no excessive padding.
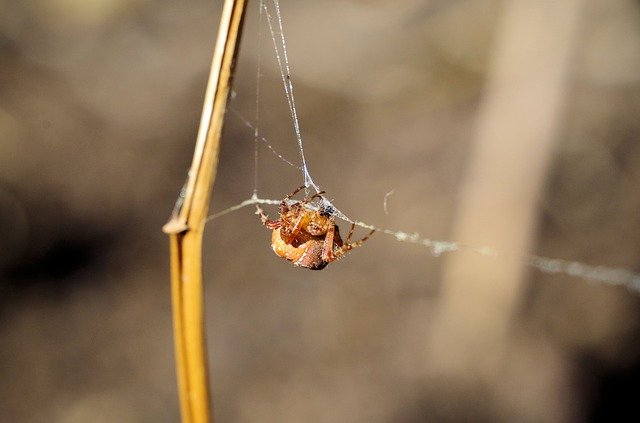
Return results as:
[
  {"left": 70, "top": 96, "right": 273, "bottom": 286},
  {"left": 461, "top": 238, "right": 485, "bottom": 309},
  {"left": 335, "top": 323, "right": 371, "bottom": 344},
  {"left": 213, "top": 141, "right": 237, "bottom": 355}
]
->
[{"left": 431, "top": 0, "right": 585, "bottom": 375}]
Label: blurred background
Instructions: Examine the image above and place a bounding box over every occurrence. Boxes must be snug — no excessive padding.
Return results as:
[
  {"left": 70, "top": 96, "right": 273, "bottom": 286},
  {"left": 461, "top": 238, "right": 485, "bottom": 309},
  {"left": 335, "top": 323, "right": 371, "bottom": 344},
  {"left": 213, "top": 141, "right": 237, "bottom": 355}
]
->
[{"left": 2, "top": 0, "right": 640, "bottom": 421}]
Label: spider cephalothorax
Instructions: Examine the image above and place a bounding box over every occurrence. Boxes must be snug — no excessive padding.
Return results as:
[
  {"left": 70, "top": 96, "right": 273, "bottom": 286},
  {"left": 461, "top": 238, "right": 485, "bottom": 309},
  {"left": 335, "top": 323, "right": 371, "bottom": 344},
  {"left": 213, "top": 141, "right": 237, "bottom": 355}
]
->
[{"left": 256, "top": 186, "right": 374, "bottom": 270}]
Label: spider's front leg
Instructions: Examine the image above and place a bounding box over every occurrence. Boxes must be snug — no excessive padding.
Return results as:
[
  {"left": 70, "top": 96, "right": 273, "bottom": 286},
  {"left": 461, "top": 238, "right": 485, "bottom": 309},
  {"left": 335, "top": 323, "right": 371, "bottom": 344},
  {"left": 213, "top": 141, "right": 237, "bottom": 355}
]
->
[
  {"left": 349, "top": 226, "right": 376, "bottom": 248},
  {"left": 279, "top": 185, "right": 304, "bottom": 216},
  {"left": 282, "top": 185, "right": 307, "bottom": 206},
  {"left": 281, "top": 213, "right": 305, "bottom": 244},
  {"left": 255, "top": 206, "right": 281, "bottom": 230}
]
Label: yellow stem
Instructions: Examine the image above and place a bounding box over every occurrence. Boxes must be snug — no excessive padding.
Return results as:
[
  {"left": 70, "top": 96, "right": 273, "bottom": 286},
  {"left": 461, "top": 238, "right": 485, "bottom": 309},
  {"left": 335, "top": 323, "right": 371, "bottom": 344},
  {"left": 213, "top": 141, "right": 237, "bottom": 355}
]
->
[{"left": 163, "top": 1, "right": 248, "bottom": 422}]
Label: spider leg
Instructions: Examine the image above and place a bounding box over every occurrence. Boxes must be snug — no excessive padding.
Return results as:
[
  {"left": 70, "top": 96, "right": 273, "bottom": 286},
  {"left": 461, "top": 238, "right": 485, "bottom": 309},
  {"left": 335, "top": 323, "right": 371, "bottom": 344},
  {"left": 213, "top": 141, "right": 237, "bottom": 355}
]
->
[
  {"left": 333, "top": 224, "right": 344, "bottom": 247},
  {"left": 285, "top": 185, "right": 307, "bottom": 201},
  {"left": 349, "top": 228, "right": 375, "bottom": 249},
  {"left": 345, "top": 222, "right": 356, "bottom": 244},
  {"left": 333, "top": 223, "right": 354, "bottom": 259},
  {"left": 281, "top": 213, "right": 305, "bottom": 244},
  {"left": 333, "top": 224, "right": 375, "bottom": 259},
  {"left": 255, "top": 205, "right": 281, "bottom": 230},
  {"left": 279, "top": 185, "right": 305, "bottom": 214},
  {"left": 321, "top": 224, "right": 336, "bottom": 262}
]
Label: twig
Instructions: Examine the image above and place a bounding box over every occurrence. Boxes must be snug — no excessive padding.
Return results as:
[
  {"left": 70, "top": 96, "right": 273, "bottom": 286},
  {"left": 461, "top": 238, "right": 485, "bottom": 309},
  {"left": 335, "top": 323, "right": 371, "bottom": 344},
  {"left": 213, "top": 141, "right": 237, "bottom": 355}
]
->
[{"left": 163, "top": 1, "right": 248, "bottom": 422}]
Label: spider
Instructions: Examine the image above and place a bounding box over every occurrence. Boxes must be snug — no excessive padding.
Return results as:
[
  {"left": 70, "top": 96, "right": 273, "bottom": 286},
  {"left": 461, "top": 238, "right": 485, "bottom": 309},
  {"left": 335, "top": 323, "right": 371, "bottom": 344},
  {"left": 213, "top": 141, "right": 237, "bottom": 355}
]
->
[{"left": 256, "top": 186, "right": 375, "bottom": 270}]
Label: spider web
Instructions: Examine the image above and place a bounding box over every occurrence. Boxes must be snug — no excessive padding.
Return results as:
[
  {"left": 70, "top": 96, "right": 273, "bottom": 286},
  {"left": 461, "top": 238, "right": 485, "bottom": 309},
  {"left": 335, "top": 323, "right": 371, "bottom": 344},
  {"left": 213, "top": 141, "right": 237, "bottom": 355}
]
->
[{"left": 208, "top": 0, "right": 640, "bottom": 294}]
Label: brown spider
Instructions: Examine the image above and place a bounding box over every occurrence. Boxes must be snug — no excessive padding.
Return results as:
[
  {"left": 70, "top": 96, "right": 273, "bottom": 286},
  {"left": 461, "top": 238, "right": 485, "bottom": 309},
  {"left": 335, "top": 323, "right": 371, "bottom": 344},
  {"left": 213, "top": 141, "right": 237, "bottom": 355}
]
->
[{"left": 256, "top": 186, "right": 375, "bottom": 270}]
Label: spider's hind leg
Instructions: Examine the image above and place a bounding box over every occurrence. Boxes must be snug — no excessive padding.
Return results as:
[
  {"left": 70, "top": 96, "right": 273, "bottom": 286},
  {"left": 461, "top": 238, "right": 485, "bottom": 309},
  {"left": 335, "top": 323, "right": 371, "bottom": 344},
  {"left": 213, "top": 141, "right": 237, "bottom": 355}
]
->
[
  {"left": 335, "top": 224, "right": 375, "bottom": 259},
  {"left": 350, "top": 228, "right": 375, "bottom": 249}
]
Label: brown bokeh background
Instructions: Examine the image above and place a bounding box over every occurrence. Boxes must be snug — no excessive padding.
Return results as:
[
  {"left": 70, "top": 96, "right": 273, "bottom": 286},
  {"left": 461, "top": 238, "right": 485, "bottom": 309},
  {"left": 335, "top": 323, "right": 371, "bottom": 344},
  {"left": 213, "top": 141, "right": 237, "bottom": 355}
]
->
[{"left": 2, "top": 0, "right": 640, "bottom": 422}]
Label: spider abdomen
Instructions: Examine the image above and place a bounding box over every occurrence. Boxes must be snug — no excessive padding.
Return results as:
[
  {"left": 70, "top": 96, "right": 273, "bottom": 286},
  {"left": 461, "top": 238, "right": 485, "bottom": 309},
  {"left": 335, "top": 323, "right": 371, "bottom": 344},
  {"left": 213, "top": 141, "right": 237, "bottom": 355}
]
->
[{"left": 271, "top": 229, "right": 327, "bottom": 270}]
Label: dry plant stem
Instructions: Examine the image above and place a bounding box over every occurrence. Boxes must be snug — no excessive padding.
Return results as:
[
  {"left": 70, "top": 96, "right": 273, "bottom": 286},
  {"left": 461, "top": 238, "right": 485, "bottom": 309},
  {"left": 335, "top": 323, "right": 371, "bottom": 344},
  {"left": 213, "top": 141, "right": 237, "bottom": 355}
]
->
[{"left": 163, "top": 1, "right": 248, "bottom": 422}]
